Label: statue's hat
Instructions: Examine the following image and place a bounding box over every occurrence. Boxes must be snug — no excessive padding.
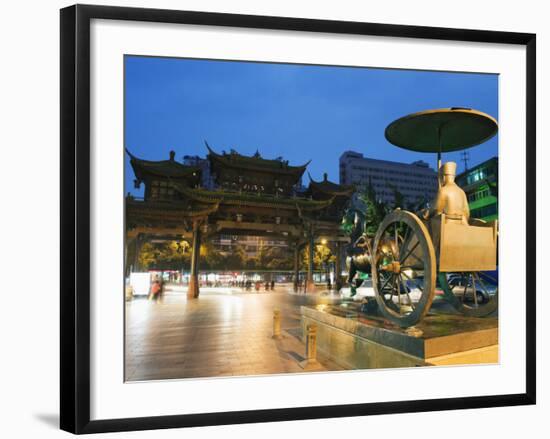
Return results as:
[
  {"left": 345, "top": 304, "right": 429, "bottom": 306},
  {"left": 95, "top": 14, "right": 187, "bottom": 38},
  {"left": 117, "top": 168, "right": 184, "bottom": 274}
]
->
[{"left": 442, "top": 161, "right": 457, "bottom": 176}]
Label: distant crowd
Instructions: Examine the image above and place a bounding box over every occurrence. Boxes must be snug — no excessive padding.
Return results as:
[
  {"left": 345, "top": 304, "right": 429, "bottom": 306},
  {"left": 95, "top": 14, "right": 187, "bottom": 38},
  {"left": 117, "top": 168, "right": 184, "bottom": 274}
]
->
[
  {"left": 231, "top": 279, "right": 276, "bottom": 292},
  {"left": 193, "top": 279, "right": 277, "bottom": 291}
]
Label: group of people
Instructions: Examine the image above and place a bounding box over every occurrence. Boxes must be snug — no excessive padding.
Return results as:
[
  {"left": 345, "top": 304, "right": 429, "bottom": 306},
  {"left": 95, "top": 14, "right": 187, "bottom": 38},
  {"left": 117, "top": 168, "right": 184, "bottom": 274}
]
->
[
  {"left": 294, "top": 278, "right": 341, "bottom": 293},
  {"left": 242, "top": 279, "right": 276, "bottom": 292},
  {"left": 294, "top": 279, "right": 309, "bottom": 293},
  {"left": 192, "top": 279, "right": 277, "bottom": 291}
]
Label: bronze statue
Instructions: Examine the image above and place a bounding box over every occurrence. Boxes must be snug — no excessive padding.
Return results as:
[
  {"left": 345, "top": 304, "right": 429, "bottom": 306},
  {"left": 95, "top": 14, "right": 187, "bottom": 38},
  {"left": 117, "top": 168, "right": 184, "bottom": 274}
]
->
[
  {"left": 422, "top": 161, "right": 469, "bottom": 223},
  {"left": 341, "top": 108, "right": 500, "bottom": 327}
]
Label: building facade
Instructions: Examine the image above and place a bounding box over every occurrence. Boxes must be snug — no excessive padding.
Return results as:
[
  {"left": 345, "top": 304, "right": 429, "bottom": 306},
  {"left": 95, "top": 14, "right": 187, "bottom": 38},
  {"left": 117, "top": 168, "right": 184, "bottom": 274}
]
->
[
  {"left": 339, "top": 151, "right": 438, "bottom": 207},
  {"left": 211, "top": 234, "right": 288, "bottom": 257},
  {"left": 455, "top": 156, "right": 498, "bottom": 221}
]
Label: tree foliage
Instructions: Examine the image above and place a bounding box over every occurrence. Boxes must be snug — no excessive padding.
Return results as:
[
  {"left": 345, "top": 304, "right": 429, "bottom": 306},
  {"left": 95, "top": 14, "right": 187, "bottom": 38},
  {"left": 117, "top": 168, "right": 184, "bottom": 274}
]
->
[
  {"left": 138, "top": 239, "right": 293, "bottom": 271},
  {"left": 358, "top": 179, "right": 388, "bottom": 237},
  {"left": 139, "top": 240, "right": 191, "bottom": 270},
  {"left": 254, "top": 245, "right": 293, "bottom": 270},
  {"left": 356, "top": 179, "right": 428, "bottom": 237},
  {"left": 301, "top": 243, "right": 335, "bottom": 271}
]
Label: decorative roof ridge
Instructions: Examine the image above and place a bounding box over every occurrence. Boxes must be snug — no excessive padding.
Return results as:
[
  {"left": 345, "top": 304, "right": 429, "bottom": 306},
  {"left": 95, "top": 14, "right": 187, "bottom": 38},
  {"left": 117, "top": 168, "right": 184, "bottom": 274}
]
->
[
  {"left": 126, "top": 148, "right": 201, "bottom": 180},
  {"left": 205, "top": 141, "right": 311, "bottom": 171},
  {"left": 125, "top": 148, "right": 194, "bottom": 167},
  {"left": 307, "top": 172, "right": 355, "bottom": 194}
]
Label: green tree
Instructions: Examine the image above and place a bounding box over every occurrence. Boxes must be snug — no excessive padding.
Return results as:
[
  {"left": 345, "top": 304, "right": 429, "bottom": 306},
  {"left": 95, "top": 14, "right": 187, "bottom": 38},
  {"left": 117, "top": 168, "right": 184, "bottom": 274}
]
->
[
  {"left": 200, "top": 241, "right": 223, "bottom": 269},
  {"left": 358, "top": 178, "right": 387, "bottom": 236},
  {"left": 387, "top": 183, "right": 405, "bottom": 209},
  {"left": 138, "top": 239, "right": 191, "bottom": 270},
  {"left": 224, "top": 244, "right": 247, "bottom": 270},
  {"left": 138, "top": 242, "right": 158, "bottom": 269},
  {"left": 245, "top": 257, "right": 258, "bottom": 270},
  {"left": 301, "top": 243, "right": 335, "bottom": 270},
  {"left": 138, "top": 238, "right": 294, "bottom": 271},
  {"left": 252, "top": 245, "right": 293, "bottom": 270},
  {"left": 264, "top": 247, "right": 293, "bottom": 270}
]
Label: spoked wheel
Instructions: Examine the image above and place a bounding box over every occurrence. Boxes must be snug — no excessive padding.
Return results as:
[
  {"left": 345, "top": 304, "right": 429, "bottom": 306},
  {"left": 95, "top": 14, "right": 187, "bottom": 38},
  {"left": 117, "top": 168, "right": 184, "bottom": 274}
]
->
[
  {"left": 372, "top": 210, "right": 436, "bottom": 327},
  {"left": 438, "top": 271, "right": 498, "bottom": 317}
]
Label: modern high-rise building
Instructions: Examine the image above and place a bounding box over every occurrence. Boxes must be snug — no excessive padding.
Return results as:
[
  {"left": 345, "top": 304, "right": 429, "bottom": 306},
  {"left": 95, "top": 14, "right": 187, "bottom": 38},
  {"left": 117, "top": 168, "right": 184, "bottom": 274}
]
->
[
  {"left": 455, "top": 156, "right": 498, "bottom": 221},
  {"left": 339, "top": 151, "right": 438, "bottom": 207}
]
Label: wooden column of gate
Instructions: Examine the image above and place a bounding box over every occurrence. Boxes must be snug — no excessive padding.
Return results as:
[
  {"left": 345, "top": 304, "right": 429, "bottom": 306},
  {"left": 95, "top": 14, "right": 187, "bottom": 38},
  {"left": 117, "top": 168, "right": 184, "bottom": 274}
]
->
[
  {"left": 187, "top": 222, "right": 202, "bottom": 299},
  {"left": 306, "top": 227, "right": 316, "bottom": 293},
  {"left": 334, "top": 241, "right": 343, "bottom": 291},
  {"left": 293, "top": 242, "right": 300, "bottom": 292}
]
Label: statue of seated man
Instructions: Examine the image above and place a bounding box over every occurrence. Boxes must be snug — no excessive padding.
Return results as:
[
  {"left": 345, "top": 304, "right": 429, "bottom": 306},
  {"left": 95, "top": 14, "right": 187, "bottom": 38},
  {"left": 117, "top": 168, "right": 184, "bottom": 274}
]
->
[{"left": 421, "top": 161, "right": 470, "bottom": 223}]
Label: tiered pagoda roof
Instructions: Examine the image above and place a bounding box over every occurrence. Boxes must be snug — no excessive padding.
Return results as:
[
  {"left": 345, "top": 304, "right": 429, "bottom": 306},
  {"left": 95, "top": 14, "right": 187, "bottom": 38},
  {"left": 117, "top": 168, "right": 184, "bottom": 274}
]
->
[
  {"left": 126, "top": 146, "right": 354, "bottom": 230},
  {"left": 206, "top": 143, "right": 309, "bottom": 177}
]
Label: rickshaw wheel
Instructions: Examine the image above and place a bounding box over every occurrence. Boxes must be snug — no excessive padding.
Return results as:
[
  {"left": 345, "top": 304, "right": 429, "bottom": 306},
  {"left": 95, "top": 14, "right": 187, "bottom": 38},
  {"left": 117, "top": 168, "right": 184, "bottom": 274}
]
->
[
  {"left": 438, "top": 272, "right": 498, "bottom": 317},
  {"left": 372, "top": 210, "right": 436, "bottom": 328}
]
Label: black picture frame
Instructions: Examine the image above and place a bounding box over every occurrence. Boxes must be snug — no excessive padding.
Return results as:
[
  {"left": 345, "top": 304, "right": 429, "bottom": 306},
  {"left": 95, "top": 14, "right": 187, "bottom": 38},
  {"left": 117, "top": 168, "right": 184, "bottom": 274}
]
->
[{"left": 60, "top": 4, "right": 536, "bottom": 434}]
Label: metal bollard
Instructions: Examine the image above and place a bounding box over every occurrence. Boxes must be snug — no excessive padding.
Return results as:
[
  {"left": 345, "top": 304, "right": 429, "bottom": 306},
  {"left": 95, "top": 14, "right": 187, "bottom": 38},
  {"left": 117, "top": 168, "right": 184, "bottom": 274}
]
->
[
  {"left": 305, "top": 323, "right": 317, "bottom": 361},
  {"left": 272, "top": 309, "right": 282, "bottom": 339}
]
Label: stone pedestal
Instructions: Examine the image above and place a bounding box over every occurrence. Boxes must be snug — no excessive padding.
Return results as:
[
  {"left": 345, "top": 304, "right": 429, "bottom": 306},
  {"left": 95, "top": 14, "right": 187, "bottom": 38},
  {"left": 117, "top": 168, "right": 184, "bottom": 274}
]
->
[{"left": 301, "top": 303, "right": 498, "bottom": 368}]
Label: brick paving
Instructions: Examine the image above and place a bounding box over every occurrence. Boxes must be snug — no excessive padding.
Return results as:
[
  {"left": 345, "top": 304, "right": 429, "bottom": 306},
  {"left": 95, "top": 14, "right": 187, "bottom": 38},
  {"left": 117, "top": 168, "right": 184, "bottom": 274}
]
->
[{"left": 125, "top": 285, "right": 345, "bottom": 381}]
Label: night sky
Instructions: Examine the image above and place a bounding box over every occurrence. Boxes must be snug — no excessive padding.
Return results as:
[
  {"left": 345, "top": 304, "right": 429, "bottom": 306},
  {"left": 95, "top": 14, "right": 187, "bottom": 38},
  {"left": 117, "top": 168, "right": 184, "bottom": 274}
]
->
[{"left": 125, "top": 55, "right": 498, "bottom": 196}]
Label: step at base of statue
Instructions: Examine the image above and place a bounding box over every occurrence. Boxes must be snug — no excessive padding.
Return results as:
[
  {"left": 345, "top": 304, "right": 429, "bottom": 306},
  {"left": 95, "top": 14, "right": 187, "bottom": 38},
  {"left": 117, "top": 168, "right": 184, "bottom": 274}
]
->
[{"left": 300, "top": 302, "right": 498, "bottom": 368}]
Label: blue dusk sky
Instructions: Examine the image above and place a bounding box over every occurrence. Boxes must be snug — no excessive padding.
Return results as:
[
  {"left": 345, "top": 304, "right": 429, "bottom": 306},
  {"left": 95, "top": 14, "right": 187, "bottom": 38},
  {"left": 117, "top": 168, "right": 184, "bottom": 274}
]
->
[{"left": 125, "top": 55, "right": 498, "bottom": 195}]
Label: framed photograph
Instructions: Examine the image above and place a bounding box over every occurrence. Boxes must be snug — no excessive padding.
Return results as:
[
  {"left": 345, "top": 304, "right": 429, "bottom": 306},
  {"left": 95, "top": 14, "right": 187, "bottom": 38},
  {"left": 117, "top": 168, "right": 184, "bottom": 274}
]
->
[{"left": 60, "top": 4, "right": 536, "bottom": 434}]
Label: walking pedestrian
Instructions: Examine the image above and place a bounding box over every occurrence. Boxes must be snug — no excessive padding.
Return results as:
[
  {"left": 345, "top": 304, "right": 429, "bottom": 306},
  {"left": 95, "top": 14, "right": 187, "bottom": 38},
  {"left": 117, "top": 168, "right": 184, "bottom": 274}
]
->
[{"left": 149, "top": 278, "right": 162, "bottom": 302}]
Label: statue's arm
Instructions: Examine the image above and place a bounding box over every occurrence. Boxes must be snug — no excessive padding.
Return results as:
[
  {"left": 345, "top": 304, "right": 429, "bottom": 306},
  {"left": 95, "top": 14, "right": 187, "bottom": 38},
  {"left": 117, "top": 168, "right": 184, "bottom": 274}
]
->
[
  {"left": 425, "top": 190, "right": 445, "bottom": 218},
  {"left": 462, "top": 191, "right": 470, "bottom": 220}
]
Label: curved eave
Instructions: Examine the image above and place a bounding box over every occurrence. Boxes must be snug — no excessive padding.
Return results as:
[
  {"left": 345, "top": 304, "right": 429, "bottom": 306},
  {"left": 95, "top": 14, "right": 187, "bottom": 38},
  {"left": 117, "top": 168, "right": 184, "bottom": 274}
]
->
[
  {"left": 309, "top": 182, "right": 355, "bottom": 197},
  {"left": 307, "top": 174, "right": 355, "bottom": 196},
  {"left": 126, "top": 199, "right": 220, "bottom": 217},
  {"left": 172, "top": 184, "right": 335, "bottom": 211},
  {"left": 126, "top": 149, "right": 201, "bottom": 180},
  {"left": 132, "top": 161, "right": 201, "bottom": 180}
]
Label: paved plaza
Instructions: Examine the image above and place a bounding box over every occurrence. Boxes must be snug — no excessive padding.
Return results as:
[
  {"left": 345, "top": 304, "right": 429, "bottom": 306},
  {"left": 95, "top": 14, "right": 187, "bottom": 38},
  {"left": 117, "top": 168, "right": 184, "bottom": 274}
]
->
[{"left": 125, "top": 285, "right": 346, "bottom": 381}]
